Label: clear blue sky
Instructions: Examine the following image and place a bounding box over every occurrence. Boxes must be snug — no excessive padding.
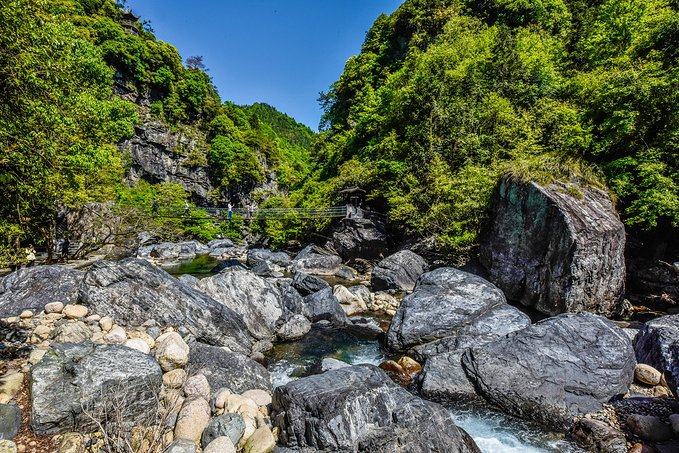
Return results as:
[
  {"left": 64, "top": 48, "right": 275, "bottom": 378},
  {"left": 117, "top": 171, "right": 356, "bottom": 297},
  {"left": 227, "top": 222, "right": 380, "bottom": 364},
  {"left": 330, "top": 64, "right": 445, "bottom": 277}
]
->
[{"left": 126, "top": 0, "right": 402, "bottom": 130}]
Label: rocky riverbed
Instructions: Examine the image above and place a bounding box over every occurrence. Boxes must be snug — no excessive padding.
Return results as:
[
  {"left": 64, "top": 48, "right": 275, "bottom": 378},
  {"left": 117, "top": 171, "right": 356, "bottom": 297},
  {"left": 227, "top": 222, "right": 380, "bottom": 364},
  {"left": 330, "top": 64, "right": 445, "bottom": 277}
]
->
[{"left": 1, "top": 206, "right": 679, "bottom": 453}]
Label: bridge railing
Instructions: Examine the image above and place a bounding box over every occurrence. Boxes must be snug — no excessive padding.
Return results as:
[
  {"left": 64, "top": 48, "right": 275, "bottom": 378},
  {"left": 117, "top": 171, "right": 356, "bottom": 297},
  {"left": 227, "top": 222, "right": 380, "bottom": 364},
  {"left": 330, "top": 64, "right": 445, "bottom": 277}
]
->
[{"left": 202, "top": 205, "right": 348, "bottom": 220}]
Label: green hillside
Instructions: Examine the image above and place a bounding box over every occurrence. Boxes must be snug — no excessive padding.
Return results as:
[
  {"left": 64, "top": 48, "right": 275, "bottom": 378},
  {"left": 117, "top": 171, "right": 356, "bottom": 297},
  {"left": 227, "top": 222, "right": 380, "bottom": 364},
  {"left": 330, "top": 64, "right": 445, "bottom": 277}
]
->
[{"left": 302, "top": 0, "right": 678, "bottom": 261}]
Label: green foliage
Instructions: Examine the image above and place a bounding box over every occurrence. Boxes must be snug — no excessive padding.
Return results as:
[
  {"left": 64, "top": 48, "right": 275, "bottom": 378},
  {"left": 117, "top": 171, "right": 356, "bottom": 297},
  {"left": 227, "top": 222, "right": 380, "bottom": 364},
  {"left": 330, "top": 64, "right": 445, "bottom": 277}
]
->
[
  {"left": 0, "top": 0, "right": 136, "bottom": 263},
  {"left": 309, "top": 0, "right": 679, "bottom": 260}
]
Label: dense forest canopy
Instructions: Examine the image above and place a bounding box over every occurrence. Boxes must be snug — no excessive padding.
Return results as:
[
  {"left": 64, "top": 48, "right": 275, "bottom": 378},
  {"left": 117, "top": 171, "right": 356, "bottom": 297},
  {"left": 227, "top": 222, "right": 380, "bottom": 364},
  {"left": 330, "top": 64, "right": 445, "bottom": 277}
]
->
[
  {"left": 304, "top": 0, "right": 678, "bottom": 261},
  {"left": 0, "top": 0, "right": 314, "bottom": 263}
]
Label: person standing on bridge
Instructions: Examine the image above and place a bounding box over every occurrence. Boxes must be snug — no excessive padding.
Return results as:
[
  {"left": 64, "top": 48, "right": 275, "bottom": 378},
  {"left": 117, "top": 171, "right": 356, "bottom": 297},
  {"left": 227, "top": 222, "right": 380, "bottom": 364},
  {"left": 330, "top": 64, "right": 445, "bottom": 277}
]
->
[{"left": 227, "top": 202, "right": 233, "bottom": 221}]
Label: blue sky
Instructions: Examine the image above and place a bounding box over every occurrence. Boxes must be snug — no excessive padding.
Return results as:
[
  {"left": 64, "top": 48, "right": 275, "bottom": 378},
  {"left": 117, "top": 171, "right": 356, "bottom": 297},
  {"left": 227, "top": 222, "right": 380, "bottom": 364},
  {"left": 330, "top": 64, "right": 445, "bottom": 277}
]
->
[{"left": 126, "top": 0, "right": 402, "bottom": 129}]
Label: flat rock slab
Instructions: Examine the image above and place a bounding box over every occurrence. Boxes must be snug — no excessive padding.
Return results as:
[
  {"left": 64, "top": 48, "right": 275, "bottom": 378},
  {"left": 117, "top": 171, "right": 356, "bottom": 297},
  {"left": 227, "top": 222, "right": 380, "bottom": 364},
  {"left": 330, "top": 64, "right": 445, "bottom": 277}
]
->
[
  {"left": 30, "top": 342, "right": 162, "bottom": 435},
  {"left": 79, "top": 258, "right": 254, "bottom": 353},
  {"left": 462, "top": 312, "right": 635, "bottom": 431},
  {"left": 0, "top": 266, "right": 84, "bottom": 318},
  {"left": 272, "top": 364, "right": 479, "bottom": 452}
]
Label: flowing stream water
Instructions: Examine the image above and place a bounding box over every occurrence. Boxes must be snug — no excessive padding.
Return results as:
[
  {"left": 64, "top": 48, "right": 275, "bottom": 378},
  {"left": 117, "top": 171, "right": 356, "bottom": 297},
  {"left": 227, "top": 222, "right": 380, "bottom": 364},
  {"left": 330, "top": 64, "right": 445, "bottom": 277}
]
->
[
  {"left": 265, "top": 323, "right": 584, "bottom": 453},
  {"left": 173, "top": 256, "right": 583, "bottom": 452}
]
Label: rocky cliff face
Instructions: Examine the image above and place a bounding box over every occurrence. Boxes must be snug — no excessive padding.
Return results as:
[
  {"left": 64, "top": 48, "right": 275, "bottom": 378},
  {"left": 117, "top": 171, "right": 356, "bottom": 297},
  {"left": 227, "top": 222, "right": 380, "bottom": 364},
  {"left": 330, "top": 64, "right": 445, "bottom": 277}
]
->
[
  {"left": 120, "top": 121, "right": 214, "bottom": 204},
  {"left": 480, "top": 176, "right": 626, "bottom": 317}
]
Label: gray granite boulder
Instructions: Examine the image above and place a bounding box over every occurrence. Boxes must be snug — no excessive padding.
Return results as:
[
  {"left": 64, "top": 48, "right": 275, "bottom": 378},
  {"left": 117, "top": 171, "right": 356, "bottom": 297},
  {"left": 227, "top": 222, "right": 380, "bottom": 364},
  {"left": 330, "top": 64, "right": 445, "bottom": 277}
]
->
[
  {"left": 186, "top": 341, "right": 271, "bottom": 394},
  {"left": 0, "top": 404, "right": 21, "bottom": 440},
  {"left": 246, "top": 248, "right": 291, "bottom": 268},
  {"left": 370, "top": 250, "right": 428, "bottom": 292},
  {"left": 201, "top": 413, "right": 245, "bottom": 448},
  {"left": 137, "top": 240, "right": 209, "bottom": 265},
  {"left": 480, "top": 176, "right": 626, "bottom": 316},
  {"left": 386, "top": 267, "right": 509, "bottom": 351},
  {"left": 328, "top": 217, "right": 388, "bottom": 261},
  {"left": 30, "top": 342, "right": 162, "bottom": 435},
  {"left": 0, "top": 266, "right": 84, "bottom": 318},
  {"left": 291, "top": 272, "right": 330, "bottom": 297},
  {"left": 462, "top": 313, "right": 635, "bottom": 431},
  {"left": 195, "top": 269, "right": 302, "bottom": 341},
  {"left": 79, "top": 258, "right": 254, "bottom": 354},
  {"left": 302, "top": 288, "right": 349, "bottom": 326},
  {"left": 634, "top": 314, "right": 679, "bottom": 395},
  {"left": 291, "top": 245, "right": 342, "bottom": 276},
  {"left": 272, "top": 364, "right": 479, "bottom": 452}
]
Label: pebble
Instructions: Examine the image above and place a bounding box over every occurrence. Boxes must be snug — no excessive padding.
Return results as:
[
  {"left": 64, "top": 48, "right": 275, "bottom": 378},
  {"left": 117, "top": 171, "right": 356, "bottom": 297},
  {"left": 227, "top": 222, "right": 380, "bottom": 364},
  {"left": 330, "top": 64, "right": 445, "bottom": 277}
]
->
[
  {"left": 0, "top": 440, "right": 17, "bottom": 453},
  {"left": 147, "top": 326, "right": 162, "bottom": 339},
  {"left": 155, "top": 332, "right": 190, "bottom": 372},
  {"left": 58, "top": 432, "right": 85, "bottom": 453},
  {"left": 397, "top": 356, "right": 422, "bottom": 375},
  {"left": 62, "top": 304, "right": 88, "bottom": 319},
  {"left": 163, "top": 369, "right": 188, "bottom": 389},
  {"left": 225, "top": 395, "right": 258, "bottom": 416},
  {"left": 19, "top": 310, "right": 33, "bottom": 319},
  {"left": 243, "top": 426, "right": 275, "bottom": 453},
  {"left": 0, "top": 372, "right": 24, "bottom": 405},
  {"left": 103, "top": 325, "right": 127, "bottom": 344},
  {"left": 84, "top": 314, "right": 101, "bottom": 323},
  {"left": 32, "top": 325, "right": 51, "bottom": 340},
  {"left": 214, "top": 388, "right": 231, "bottom": 409},
  {"left": 99, "top": 316, "right": 113, "bottom": 332},
  {"left": 28, "top": 349, "right": 46, "bottom": 365},
  {"left": 124, "top": 338, "right": 150, "bottom": 354},
  {"left": 127, "top": 330, "right": 155, "bottom": 349},
  {"left": 174, "top": 397, "right": 211, "bottom": 443},
  {"left": 241, "top": 389, "right": 272, "bottom": 407},
  {"left": 183, "top": 374, "right": 211, "bottom": 401},
  {"left": 204, "top": 436, "right": 236, "bottom": 453},
  {"left": 634, "top": 364, "right": 662, "bottom": 386}
]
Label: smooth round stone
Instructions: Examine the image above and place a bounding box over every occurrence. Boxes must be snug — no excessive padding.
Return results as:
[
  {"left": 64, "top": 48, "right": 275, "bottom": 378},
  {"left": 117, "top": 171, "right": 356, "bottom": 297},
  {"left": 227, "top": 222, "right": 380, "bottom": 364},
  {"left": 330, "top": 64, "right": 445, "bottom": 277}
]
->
[
  {"left": 45, "top": 302, "right": 64, "bottom": 314},
  {"left": 225, "top": 395, "right": 258, "bottom": 415},
  {"left": 635, "top": 364, "right": 662, "bottom": 386},
  {"left": 0, "top": 440, "right": 17, "bottom": 453},
  {"left": 163, "top": 439, "right": 196, "bottom": 453},
  {"left": 19, "top": 310, "right": 33, "bottom": 319},
  {"left": 398, "top": 356, "right": 422, "bottom": 375},
  {"left": 204, "top": 436, "right": 236, "bottom": 453},
  {"left": 241, "top": 389, "right": 271, "bottom": 407},
  {"left": 127, "top": 330, "right": 155, "bottom": 349},
  {"left": 99, "top": 316, "right": 114, "bottom": 332},
  {"left": 626, "top": 414, "right": 673, "bottom": 442},
  {"left": 124, "top": 338, "right": 150, "bottom": 354},
  {"left": 174, "top": 397, "right": 211, "bottom": 443},
  {"left": 62, "top": 304, "right": 88, "bottom": 319},
  {"left": 242, "top": 426, "right": 275, "bottom": 453},
  {"left": 163, "top": 369, "right": 188, "bottom": 389},
  {"left": 213, "top": 388, "right": 231, "bottom": 409},
  {"left": 155, "top": 332, "right": 189, "bottom": 372},
  {"left": 85, "top": 314, "right": 101, "bottom": 323},
  {"left": 183, "top": 374, "right": 211, "bottom": 401},
  {"left": 103, "top": 325, "right": 127, "bottom": 344},
  {"left": 32, "top": 325, "right": 51, "bottom": 340},
  {"left": 201, "top": 413, "right": 245, "bottom": 448}
]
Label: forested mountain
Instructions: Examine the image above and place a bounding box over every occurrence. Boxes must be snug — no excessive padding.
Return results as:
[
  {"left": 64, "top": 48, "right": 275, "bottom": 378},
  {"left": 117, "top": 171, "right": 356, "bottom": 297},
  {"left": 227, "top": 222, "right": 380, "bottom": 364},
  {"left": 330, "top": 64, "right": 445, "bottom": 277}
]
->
[
  {"left": 0, "top": 0, "right": 313, "bottom": 263},
  {"left": 302, "top": 0, "right": 678, "bottom": 262}
]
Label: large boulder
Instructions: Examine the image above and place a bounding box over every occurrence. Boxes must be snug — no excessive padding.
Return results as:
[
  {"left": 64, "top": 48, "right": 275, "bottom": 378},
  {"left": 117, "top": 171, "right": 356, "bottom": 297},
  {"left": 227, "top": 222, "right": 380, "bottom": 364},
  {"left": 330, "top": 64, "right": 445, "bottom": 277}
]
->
[
  {"left": 291, "top": 272, "right": 330, "bottom": 297},
  {"left": 291, "top": 245, "right": 342, "bottom": 276},
  {"left": 186, "top": 341, "right": 271, "bottom": 394},
  {"left": 30, "top": 342, "right": 162, "bottom": 435},
  {"left": 418, "top": 305, "right": 531, "bottom": 402},
  {"left": 386, "top": 267, "right": 508, "bottom": 351},
  {"left": 246, "top": 248, "right": 291, "bottom": 268},
  {"left": 371, "top": 250, "right": 428, "bottom": 292},
  {"left": 79, "top": 258, "right": 254, "bottom": 354},
  {"left": 272, "top": 364, "right": 479, "bottom": 452},
  {"left": 413, "top": 304, "right": 530, "bottom": 360},
  {"left": 328, "top": 218, "right": 388, "bottom": 261},
  {"left": 0, "top": 266, "right": 84, "bottom": 318},
  {"left": 462, "top": 313, "right": 635, "bottom": 431},
  {"left": 194, "top": 269, "right": 301, "bottom": 341},
  {"left": 137, "top": 241, "right": 209, "bottom": 265},
  {"left": 302, "top": 287, "right": 349, "bottom": 326},
  {"left": 634, "top": 314, "right": 679, "bottom": 395},
  {"left": 479, "top": 176, "right": 626, "bottom": 316}
]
